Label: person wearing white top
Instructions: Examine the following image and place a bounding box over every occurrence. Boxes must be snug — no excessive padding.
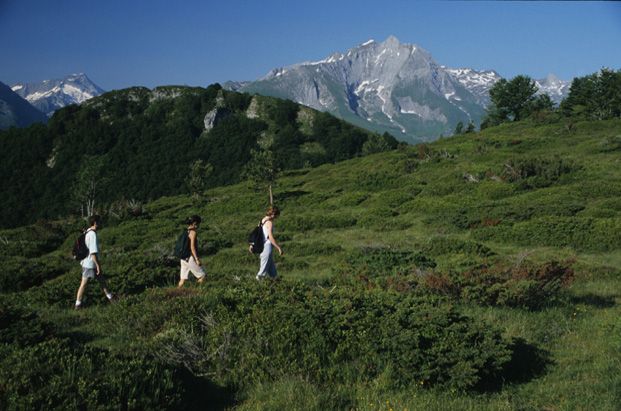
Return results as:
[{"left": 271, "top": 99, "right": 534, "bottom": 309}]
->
[
  {"left": 256, "top": 206, "right": 283, "bottom": 280},
  {"left": 75, "top": 215, "right": 115, "bottom": 309}
]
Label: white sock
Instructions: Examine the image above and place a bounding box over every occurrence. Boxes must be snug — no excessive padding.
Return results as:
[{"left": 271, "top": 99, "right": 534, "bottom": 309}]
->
[
  {"left": 75, "top": 300, "right": 81, "bottom": 306},
  {"left": 106, "top": 292, "right": 113, "bottom": 300}
]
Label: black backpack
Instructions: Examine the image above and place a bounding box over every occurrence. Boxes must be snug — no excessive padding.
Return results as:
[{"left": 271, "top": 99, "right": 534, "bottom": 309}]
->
[
  {"left": 248, "top": 221, "right": 265, "bottom": 254},
  {"left": 72, "top": 229, "right": 91, "bottom": 261},
  {"left": 174, "top": 229, "right": 192, "bottom": 260}
]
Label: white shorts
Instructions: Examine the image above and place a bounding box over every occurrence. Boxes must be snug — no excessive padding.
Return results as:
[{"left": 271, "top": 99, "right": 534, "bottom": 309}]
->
[
  {"left": 82, "top": 267, "right": 96, "bottom": 279},
  {"left": 180, "top": 256, "right": 206, "bottom": 280}
]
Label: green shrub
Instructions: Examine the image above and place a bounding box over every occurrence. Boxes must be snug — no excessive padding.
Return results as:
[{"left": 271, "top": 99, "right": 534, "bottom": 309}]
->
[
  {"left": 473, "top": 216, "right": 621, "bottom": 252},
  {"left": 423, "top": 237, "right": 494, "bottom": 258},
  {"left": 0, "top": 297, "right": 55, "bottom": 344},
  {"left": 280, "top": 213, "right": 357, "bottom": 232},
  {"left": 0, "top": 255, "right": 72, "bottom": 293},
  {"left": 357, "top": 207, "right": 399, "bottom": 229},
  {"left": 344, "top": 247, "right": 436, "bottom": 278},
  {"left": 285, "top": 241, "right": 343, "bottom": 256},
  {"left": 150, "top": 283, "right": 511, "bottom": 391},
  {"left": 0, "top": 340, "right": 189, "bottom": 411},
  {"left": 321, "top": 191, "right": 369, "bottom": 208},
  {"left": 421, "top": 260, "right": 574, "bottom": 309},
  {"left": 502, "top": 156, "right": 577, "bottom": 189},
  {"left": 0, "top": 221, "right": 70, "bottom": 258}
]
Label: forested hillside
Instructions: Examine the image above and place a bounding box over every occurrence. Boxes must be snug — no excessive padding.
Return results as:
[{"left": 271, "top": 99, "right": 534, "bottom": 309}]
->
[{"left": 0, "top": 84, "right": 396, "bottom": 228}]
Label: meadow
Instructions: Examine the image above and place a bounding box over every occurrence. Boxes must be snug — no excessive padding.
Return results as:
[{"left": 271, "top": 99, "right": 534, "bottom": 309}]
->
[{"left": 1, "top": 117, "right": 620, "bottom": 410}]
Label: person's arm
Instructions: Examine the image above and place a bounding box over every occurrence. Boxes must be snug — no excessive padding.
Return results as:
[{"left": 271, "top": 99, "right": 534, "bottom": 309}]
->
[
  {"left": 91, "top": 253, "right": 102, "bottom": 275},
  {"left": 88, "top": 231, "right": 101, "bottom": 275},
  {"left": 189, "top": 230, "right": 201, "bottom": 265},
  {"left": 264, "top": 221, "right": 283, "bottom": 255}
]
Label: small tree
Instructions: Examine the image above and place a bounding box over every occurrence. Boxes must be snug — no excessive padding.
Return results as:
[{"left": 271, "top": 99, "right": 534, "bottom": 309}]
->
[
  {"left": 487, "top": 75, "right": 538, "bottom": 123},
  {"left": 243, "top": 144, "right": 280, "bottom": 205},
  {"left": 531, "top": 94, "right": 555, "bottom": 113},
  {"left": 465, "top": 121, "right": 476, "bottom": 133},
  {"left": 454, "top": 121, "right": 464, "bottom": 135},
  {"left": 72, "top": 155, "right": 108, "bottom": 217},
  {"left": 188, "top": 159, "right": 213, "bottom": 199},
  {"left": 362, "top": 133, "right": 391, "bottom": 155}
]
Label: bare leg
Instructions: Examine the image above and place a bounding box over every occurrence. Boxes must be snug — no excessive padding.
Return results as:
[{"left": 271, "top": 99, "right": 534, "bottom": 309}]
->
[
  {"left": 96, "top": 275, "right": 111, "bottom": 296},
  {"left": 76, "top": 277, "right": 89, "bottom": 303}
]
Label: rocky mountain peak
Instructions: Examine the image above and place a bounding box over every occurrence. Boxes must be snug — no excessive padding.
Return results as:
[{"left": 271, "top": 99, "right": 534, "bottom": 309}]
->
[{"left": 11, "top": 73, "right": 105, "bottom": 117}]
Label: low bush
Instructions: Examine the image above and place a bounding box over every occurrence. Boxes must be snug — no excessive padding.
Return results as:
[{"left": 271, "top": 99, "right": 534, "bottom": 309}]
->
[
  {"left": 150, "top": 283, "right": 511, "bottom": 391},
  {"left": 279, "top": 213, "right": 357, "bottom": 232},
  {"left": 423, "top": 237, "right": 494, "bottom": 258},
  {"left": 421, "top": 260, "right": 574, "bottom": 309},
  {"left": 344, "top": 247, "right": 436, "bottom": 278},
  {"left": 285, "top": 241, "right": 343, "bottom": 256},
  {"left": 356, "top": 207, "right": 399, "bottom": 229},
  {"left": 0, "top": 221, "right": 70, "bottom": 258},
  {"left": 0, "top": 297, "right": 55, "bottom": 344},
  {"left": 473, "top": 216, "right": 621, "bottom": 252},
  {"left": 502, "top": 156, "right": 577, "bottom": 189},
  {"left": 0, "top": 340, "right": 190, "bottom": 411},
  {"left": 0, "top": 255, "right": 72, "bottom": 293}
]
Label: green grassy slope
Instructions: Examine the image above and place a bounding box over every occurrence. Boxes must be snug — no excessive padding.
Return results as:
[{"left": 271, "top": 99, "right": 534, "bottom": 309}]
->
[{"left": 1, "top": 118, "right": 620, "bottom": 410}]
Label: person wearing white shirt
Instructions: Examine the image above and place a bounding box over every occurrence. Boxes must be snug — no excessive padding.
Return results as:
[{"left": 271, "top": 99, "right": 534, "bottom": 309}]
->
[{"left": 75, "top": 215, "right": 115, "bottom": 309}]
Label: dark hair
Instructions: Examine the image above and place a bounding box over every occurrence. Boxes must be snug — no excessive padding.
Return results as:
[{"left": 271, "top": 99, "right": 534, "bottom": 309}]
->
[
  {"left": 185, "top": 215, "right": 202, "bottom": 226},
  {"left": 88, "top": 215, "right": 102, "bottom": 227}
]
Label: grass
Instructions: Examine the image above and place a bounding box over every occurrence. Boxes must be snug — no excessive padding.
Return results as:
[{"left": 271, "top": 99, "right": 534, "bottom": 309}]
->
[{"left": 1, "top": 117, "right": 621, "bottom": 409}]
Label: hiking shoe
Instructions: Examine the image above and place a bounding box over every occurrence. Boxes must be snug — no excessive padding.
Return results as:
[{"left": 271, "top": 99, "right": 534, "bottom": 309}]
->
[{"left": 74, "top": 304, "right": 83, "bottom": 310}]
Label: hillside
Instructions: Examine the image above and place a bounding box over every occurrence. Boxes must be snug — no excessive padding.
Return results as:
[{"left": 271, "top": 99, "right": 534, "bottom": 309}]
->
[
  {"left": 1, "top": 117, "right": 620, "bottom": 409},
  {"left": 0, "top": 84, "right": 395, "bottom": 228},
  {"left": 0, "top": 81, "right": 47, "bottom": 129}
]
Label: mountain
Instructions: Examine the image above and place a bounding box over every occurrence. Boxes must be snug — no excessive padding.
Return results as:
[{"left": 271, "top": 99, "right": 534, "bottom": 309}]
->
[
  {"left": 535, "top": 73, "right": 571, "bottom": 104},
  {"left": 443, "top": 67, "right": 502, "bottom": 106},
  {"left": 0, "top": 81, "right": 48, "bottom": 129},
  {"left": 222, "top": 80, "right": 251, "bottom": 92},
  {"left": 12, "top": 73, "right": 105, "bottom": 117},
  {"left": 233, "top": 36, "right": 571, "bottom": 142},
  {"left": 238, "top": 36, "right": 489, "bottom": 143}
]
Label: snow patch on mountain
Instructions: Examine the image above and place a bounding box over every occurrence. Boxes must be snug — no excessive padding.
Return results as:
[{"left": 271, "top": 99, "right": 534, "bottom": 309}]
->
[{"left": 12, "top": 73, "right": 104, "bottom": 117}]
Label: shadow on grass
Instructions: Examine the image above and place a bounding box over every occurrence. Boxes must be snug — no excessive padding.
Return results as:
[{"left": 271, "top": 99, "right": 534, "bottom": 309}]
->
[
  {"left": 274, "top": 190, "right": 311, "bottom": 202},
  {"left": 570, "top": 293, "right": 617, "bottom": 308},
  {"left": 181, "top": 369, "right": 237, "bottom": 410},
  {"left": 477, "top": 337, "right": 553, "bottom": 392}
]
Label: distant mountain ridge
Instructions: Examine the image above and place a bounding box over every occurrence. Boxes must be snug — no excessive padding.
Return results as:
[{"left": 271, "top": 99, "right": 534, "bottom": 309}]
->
[
  {"left": 230, "top": 36, "right": 570, "bottom": 142},
  {"left": 0, "top": 81, "right": 47, "bottom": 129},
  {"left": 12, "top": 73, "right": 104, "bottom": 117}
]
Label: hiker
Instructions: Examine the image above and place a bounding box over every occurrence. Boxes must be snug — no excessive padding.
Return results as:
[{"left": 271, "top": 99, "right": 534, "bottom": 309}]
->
[
  {"left": 255, "top": 206, "right": 283, "bottom": 280},
  {"left": 75, "top": 215, "right": 115, "bottom": 309},
  {"left": 177, "top": 215, "right": 206, "bottom": 288}
]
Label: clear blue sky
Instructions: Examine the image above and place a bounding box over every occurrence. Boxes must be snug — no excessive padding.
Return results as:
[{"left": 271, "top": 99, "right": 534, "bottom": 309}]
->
[{"left": 1, "top": 0, "right": 620, "bottom": 90}]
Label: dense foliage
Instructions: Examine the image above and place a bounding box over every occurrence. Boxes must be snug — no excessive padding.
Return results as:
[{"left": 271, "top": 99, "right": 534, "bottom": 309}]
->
[
  {"left": 560, "top": 68, "right": 621, "bottom": 120},
  {"left": 0, "top": 85, "right": 396, "bottom": 228}
]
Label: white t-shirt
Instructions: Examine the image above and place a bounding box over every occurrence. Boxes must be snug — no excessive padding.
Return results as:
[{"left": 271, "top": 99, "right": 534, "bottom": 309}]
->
[{"left": 80, "top": 230, "right": 99, "bottom": 269}]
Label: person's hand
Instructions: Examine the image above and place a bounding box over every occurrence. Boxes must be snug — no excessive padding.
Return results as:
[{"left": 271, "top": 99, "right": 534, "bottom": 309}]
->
[
  {"left": 248, "top": 245, "right": 253, "bottom": 253},
  {"left": 195, "top": 258, "right": 202, "bottom": 266},
  {"left": 277, "top": 247, "right": 283, "bottom": 256},
  {"left": 96, "top": 266, "right": 102, "bottom": 276}
]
